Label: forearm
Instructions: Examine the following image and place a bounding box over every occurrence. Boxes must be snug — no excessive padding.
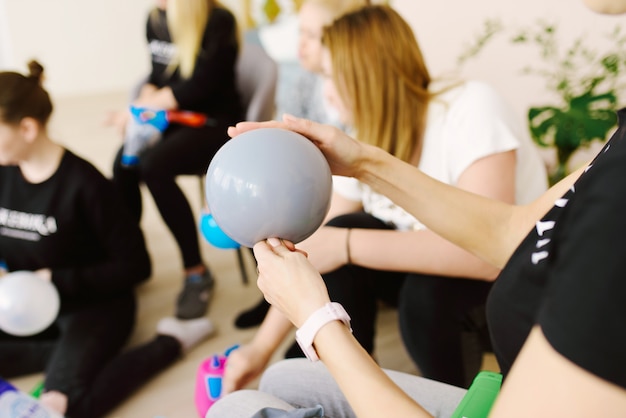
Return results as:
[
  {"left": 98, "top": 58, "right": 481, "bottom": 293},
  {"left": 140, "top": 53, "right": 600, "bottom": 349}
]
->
[
  {"left": 314, "top": 321, "right": 432, "bottom": 418},
  {"left": 349, "top": 228, "right": 501, "bottom": 280},
  {"left": 357, "top": 146, "right": 528, "bottom": 268},
  {"left": 250, "top": 306, "right": 295, "bottom": 356}
]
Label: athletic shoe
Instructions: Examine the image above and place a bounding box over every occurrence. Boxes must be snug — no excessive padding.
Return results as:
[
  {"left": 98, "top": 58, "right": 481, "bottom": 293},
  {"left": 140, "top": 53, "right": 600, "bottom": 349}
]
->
[
  {"left": 157, "top": 316, "right": 215, "bottom": 353},
  {"left": 175, "top": 269, "right": 215, "bottom": 319},
  {"left": 234, "top": 297, "right": 270, "bottom": 329}
]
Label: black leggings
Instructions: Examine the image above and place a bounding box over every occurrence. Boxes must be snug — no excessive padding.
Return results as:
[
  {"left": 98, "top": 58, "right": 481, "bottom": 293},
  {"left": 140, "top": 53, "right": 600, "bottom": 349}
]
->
[
  {"left": 0, "top": 293, "right": 181, "bottom": 418},
  {"left": 321, "top": 212, "right": 493, "bottom": 388},
  {"left": 112, "top": 123, "right": 232, "bottom": 269}
]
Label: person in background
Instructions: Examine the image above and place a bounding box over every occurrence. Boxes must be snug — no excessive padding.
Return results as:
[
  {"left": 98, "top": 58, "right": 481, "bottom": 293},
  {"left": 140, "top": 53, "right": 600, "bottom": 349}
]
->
[
  {"left": 108, "top": 0, "right": 243, "bottom": 321},
  {"left": 0, "top": 61, "right": 213, "bottom": 418},
  {"left": 222, "top": 4, "right": 548, "bottom": 393},
  {"left": 208, "top": 1, "right": 626, "bottom": 415},
  {"left": 234, "top": 0, "right": 369, "bottom": 329}
]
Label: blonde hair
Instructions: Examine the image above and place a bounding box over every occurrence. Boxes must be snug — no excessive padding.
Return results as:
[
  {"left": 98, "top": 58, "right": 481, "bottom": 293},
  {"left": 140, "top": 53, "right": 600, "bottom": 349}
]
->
[
  {"left": 153, "top": 0, "right": 237, "bottom": 79},
  {"left": 322, "top": 5, "right": 431, "bottom": 163}
]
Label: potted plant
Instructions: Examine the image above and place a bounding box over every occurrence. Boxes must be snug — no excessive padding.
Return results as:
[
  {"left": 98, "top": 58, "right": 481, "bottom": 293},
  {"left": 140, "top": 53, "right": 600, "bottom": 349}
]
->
[{"left": 459, "top": 20, "right": 626, "bottom": 184}]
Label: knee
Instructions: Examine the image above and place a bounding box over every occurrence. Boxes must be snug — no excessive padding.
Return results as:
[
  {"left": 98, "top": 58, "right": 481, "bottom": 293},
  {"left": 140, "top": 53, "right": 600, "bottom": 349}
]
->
[
  {"left": 208, "top": 388, "right": 304, "bottom": 418},
  {"left": 259, "top": 358, "right": 314, "bottom": 394}
]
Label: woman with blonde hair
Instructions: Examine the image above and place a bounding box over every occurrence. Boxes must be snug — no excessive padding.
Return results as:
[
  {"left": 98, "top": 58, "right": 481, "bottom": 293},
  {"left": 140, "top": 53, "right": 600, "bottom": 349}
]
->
[
  {"left": 222, "top": 4, "right": 547, "bottom": 393},
  {"left": 212, "top": 1, "right": 626, "bottom": 416},
  {"left": 234, "top": 0, "right": 369, "bottom": 328},
  {"left": 110, "top": 0, "right": 243, "bottom": 322}
]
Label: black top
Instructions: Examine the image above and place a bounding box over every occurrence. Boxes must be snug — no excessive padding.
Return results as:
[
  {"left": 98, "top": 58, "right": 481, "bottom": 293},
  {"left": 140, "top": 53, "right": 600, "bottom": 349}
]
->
[
  {"left": 146, "top": 6, "right": 243, "bottom": 120},
  {"left": 0, "top": 150, "right": 151, "bottom": 312},
  {"left": 488, "top": 108, "right": 626, "bottom": 389}
]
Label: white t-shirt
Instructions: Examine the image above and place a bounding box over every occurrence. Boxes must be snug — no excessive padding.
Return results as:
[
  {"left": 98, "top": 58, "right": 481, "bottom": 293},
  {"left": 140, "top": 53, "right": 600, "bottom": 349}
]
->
[{"left": 333, "top": 80, "right": 548, "bottom": 231}]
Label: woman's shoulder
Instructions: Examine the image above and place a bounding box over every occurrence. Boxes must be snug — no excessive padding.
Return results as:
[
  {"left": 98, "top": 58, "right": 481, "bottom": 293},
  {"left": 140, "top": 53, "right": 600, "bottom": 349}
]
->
[
  {"left": 60, "top": 150, "right": 110, "bottom": 187},
  {"left": 432, "top": 79, "right": 515, "bottom": 125},
  {"left": 204, "top": 5, "right": 238, "bottom": 38},
  {"left": 435, "top": 79, "right": 504, "bottom": 106},
  {"left": 210, "top": 5, "right": 237, "bottom": 25}
]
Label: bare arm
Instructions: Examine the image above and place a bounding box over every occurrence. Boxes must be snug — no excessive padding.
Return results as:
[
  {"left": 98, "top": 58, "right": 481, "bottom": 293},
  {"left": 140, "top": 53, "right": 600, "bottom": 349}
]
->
[
  {"left": 491, "top": 326, "right": 626, "bottom": 417},
  {"left": 228, "top": 116, "right": 586, "bottom": 268},
  {"left": 347, "top": 150, "right": 516, "bottom": 279},
  {"left": 314, "top": 321, "right": 432, "bottom": 418},
  {"left": 256, "top": 237, "right": 626, "bottom": 417},
  {"left": 222, "top": 306, "right": 294, "bottom": 394},
  {"left": 254, "top": 238, "right": 433, "bottom": 418},
  {"left": 300, "top": 150, "right": 514, "bottom": 279},
  {"left": 357, "top": 144, "right": 585, "bottom": 268}
]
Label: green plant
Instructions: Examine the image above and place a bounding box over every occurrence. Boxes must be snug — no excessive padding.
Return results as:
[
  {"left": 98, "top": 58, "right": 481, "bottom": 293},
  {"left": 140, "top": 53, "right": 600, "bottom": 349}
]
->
[{"left": 459, "top": 20, "right": 626, "bottom": 184}]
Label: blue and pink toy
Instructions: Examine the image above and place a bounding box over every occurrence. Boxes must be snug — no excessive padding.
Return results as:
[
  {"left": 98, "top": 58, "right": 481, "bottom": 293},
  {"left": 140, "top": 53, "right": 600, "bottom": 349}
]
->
[
  {"left": 194, "top": 344, "right": 239, "bottom": 417},
  {"left": 121, "top": 106, "right": 214, "bottom": 167}
]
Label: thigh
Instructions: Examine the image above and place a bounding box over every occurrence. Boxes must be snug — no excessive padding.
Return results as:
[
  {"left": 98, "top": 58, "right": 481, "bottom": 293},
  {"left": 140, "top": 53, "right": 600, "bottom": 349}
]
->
[
  {"left": 208, "top": 390, "right": 296, "bottom": 418},
  {"left": 45, "top": 294, "right": 136, "bottom": 395},
  {"left": 399, "top": 275, "right": 492, "bottom": 325},
  {"left": 139, "top": 124, "right": 230, "bottom": 178},
  {"left": 259, "top": 359, "right": 467, "bottom": 418},
  {"left": 0, "top": 325, "right": 60, "bottom": 377},
  {"left": 398, "top": 274, "right": 493, "bottom": 387},
  {"left": 322, "top": 212, "right": 405, "bottom": 352}
]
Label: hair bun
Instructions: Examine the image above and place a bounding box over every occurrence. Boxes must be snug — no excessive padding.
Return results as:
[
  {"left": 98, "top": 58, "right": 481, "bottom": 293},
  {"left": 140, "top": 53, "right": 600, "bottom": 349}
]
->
[{"left": 27, "top": 60, "right": 45, "bottom": 84}]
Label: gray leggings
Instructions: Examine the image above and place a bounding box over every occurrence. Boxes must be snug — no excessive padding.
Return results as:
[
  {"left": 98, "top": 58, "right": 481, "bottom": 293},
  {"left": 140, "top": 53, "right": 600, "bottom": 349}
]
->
[{"left": 208, "top": 359, "right": 467, "bottom": 418}]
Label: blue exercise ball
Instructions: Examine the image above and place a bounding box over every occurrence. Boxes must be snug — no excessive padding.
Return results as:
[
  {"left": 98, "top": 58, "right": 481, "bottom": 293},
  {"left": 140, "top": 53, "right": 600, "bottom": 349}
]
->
[
  {"left": 205, "top": 128, "right": 332, "bottom": 248},
  {"left": 199, "top": 212, "right": 241, "bottom": 249}
]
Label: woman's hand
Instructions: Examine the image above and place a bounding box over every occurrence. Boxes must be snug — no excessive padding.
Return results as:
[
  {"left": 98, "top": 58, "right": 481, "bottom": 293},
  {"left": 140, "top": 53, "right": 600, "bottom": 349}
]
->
[
  {"left": 228, "top": 114, "right": 366, "bottom": 178},
  {"left": 34, "top": 268, "right": 52, "bottom": 282},
  {"left": 104, "top": 109, "right": 131, "bottom": 137},
  {"left": 221, "top": 343, "right": 272, "bottom": 395},
  {"left": 253, "top": 238, "right": 331, "bottom": 328}
]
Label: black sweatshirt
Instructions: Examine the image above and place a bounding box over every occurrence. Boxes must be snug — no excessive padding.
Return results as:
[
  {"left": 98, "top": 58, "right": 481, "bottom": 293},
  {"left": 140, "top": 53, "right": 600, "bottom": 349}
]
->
[
  {"left": 0, "top": 150, "right": 151, "bottom": 312},
  {"left": 146, "top": 6, "right": 242, "bottom": 120}
]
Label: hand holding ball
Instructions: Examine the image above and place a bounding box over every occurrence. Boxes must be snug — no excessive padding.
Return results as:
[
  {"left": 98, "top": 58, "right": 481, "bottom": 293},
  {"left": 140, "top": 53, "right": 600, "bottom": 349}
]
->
[
  {"left": 0, "top": 271, "right": 60, "bottom": 336},
  {"left": 205, "top": 128, "right": 332, "bottom": 248}
]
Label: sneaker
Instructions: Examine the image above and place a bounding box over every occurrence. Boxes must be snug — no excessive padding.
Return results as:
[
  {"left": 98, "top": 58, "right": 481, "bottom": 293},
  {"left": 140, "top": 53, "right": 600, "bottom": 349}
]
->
[
  {"left": 176, "top": 270, "right": 215, "bottom": 319},
  {"left": 157, "top": 316, "right": 215, "bottom": 353},
  {"left": 234, "top": 297, "right": 270, "bottom": 329}
]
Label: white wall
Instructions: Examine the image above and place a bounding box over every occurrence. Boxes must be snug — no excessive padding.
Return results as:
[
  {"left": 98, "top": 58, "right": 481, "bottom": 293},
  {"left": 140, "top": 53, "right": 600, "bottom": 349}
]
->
[
  {"left": 2, "top": 0, "right": 245, "bottom": 97},
  {"left": 3, "top": 0, "right": 624, "bottom": 117},
  {"left": 3, "top": 0, "right": 154, "bottom": 96},
  {"left": 0, "top": 0, "right": 12, "bottom": 69},
  {"left": 392, "top": 0, "right": 625, "bottom": 120}
]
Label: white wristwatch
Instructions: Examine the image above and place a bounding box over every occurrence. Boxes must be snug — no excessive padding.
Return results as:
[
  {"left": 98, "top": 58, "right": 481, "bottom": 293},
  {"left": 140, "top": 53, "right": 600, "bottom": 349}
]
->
[{"left": 295, "top": 302, "right": 352, "bottom": 361}]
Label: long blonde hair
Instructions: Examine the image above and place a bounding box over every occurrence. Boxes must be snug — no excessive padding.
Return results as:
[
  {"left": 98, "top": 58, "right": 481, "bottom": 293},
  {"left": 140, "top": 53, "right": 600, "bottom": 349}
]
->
[
  {"left": 165, "top": 0, "right": 217, "bottom": 79},
  {"left": 322, "top": 5, "right": 431, "bottom": 163}
]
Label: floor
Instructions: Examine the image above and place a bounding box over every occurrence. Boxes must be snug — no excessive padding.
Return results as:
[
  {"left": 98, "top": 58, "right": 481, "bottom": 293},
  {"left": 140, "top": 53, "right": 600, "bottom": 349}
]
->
[{"left": 9, "top": 91, "right": 498, "bottom": 417}]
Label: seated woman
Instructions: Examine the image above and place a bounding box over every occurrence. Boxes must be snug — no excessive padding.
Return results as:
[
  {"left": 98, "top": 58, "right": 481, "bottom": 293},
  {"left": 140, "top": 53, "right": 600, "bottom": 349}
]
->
[
  {"left": 221, "top": 3, "right": 548, "bottom": 393},
  {"left": 234, "top": 0, "right": 369, "bottom": 329},
  {"left": 109, "top": 0, "right": 244, "bottom": 321},
  {"left": 0, "top": 61, "right": 212, "bottom": 418},
  {"left": 209, "top": 1, "right": 626, "bottom": 415}
]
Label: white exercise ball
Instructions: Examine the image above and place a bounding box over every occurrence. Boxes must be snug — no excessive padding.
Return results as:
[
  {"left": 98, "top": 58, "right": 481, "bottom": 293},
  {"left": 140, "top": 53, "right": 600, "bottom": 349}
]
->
[{"left": 0, "top": 271, "right": 60, "bottom": 336}]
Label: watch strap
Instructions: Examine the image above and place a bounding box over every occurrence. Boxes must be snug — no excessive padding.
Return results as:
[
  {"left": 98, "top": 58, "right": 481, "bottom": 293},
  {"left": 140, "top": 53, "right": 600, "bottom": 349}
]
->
[{"left": 295, "top": 302, "right": 352, "bottom": 361}]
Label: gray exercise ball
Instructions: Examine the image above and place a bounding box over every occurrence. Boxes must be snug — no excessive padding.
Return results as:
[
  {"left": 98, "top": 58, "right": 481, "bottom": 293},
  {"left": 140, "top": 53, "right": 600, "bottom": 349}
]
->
[{"left": 205, "top": 128, "right": 332, "bottom": 248}]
